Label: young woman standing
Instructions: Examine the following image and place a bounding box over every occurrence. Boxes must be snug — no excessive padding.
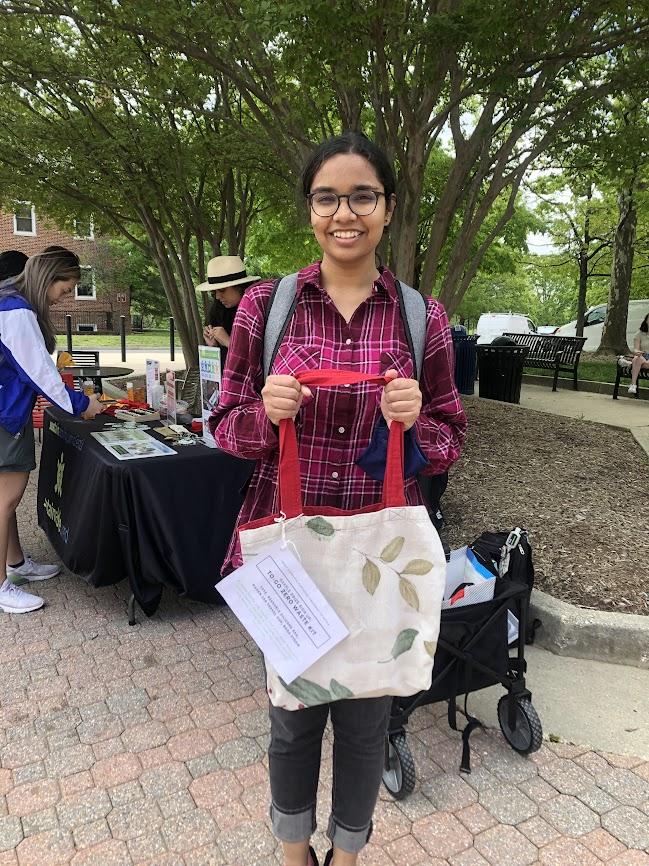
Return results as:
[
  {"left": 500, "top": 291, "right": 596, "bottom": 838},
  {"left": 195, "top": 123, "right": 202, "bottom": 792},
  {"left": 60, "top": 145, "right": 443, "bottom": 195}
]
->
[
  {"left": 210, "top": 134, "right": 467, "bottom": 866},
  {"left": 0, "top": 247, "right": 102, "bottom": 614}
]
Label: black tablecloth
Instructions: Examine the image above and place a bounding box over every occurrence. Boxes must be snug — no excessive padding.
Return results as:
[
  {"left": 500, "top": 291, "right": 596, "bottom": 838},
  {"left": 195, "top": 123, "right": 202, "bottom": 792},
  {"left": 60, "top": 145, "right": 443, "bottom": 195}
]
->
[{"left": 37, "top": 408, "right": 254, "bottom": 615}]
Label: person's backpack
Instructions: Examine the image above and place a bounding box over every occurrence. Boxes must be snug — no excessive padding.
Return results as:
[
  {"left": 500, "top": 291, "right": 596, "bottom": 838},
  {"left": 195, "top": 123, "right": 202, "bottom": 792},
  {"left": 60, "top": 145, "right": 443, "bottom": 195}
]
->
[
  {"left": 261, "top": 273, "right": 452, "bottom": 523},
  {"left": 469, "top": 528, "right": 538, "bottom": 644},
  {"left": 262, "top": 273, "right": 427, "bottom": 382}
]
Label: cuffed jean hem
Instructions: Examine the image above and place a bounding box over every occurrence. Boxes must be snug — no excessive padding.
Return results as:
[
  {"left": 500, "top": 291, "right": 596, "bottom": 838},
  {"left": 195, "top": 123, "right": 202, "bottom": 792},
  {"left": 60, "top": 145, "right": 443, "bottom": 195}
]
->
[
  {"left": 270, "top": 802, "right": 316, "bottom": 843},
  {"left": 326, "top": 815, "right": 373, "bottom": 854}
]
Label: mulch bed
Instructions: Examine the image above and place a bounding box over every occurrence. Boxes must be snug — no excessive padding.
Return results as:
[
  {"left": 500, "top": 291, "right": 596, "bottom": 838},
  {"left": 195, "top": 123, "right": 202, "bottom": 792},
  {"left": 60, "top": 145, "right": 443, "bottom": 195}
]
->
[{"left": 443, "top": 398, "right": 649, "bottom": 616}]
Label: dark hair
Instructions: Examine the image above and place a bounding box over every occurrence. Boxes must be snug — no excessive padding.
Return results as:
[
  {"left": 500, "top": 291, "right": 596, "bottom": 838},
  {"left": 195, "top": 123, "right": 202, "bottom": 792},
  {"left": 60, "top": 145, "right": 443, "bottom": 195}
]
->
[
  {"left": 301, "top": 132, "right": 396, "bottom": 200},
  {"left": 641, "top": 314, "right": 649, "bottom": 333},
  {"left": 0, "top": 250, "right": 28, "bottom": 281},
  {"left": 0, "top": 247, "right": 80, "bottom": 353}
]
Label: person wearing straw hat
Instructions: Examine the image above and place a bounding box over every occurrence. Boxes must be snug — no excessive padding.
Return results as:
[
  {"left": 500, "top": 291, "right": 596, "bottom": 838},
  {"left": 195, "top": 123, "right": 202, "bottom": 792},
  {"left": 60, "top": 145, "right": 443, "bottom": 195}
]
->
[{"left": 197, "top": 256, "right": 260, "bottom": 357}]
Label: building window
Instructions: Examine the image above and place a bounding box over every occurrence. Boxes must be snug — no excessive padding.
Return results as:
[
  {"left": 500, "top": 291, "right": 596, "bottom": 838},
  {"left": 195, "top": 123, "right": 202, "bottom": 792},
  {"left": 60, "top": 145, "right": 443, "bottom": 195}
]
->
[
  {"left": 77, "top": 323, "right": 97, "bottom": 333},
  {"left": 73, "top": 217, "right": 94, "bottom": 239},
  {"left": 13, "top": 203, "right": 36, "bottom": 235},
  {"left": 75, "top": 266, "right": 96, "bottom": 300}
]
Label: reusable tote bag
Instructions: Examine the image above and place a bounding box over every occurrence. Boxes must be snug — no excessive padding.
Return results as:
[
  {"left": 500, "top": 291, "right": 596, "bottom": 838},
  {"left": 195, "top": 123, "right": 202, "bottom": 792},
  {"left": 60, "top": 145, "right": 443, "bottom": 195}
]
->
[{"left": 238, "top": 369, "right": 447, "bottom": 710}]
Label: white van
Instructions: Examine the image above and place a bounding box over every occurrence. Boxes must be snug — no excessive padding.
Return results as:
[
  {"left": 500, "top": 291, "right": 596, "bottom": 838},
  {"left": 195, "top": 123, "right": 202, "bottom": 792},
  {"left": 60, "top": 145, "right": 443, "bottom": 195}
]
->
[
  {"left": 475, "top": 312, "right": 537, "bottom": 345},
  {"left": 554, "top": 299, "right": 649, "bottom": 351}
]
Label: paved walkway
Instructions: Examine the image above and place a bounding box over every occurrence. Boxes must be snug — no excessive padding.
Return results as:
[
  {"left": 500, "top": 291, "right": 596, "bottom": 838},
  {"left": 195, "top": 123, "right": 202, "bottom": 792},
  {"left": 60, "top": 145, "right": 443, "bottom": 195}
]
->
[
  {"left": 3, "top": 451, "right": 648, "bottom": 866},
  {"left": 515, "top": 383, "right": 649, "bottom": 458}
]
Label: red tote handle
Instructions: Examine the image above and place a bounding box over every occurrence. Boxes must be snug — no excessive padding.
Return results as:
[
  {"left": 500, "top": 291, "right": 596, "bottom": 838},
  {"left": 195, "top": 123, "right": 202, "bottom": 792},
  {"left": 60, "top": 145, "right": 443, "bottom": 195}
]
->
[{"left": 278, "top": 369, "right": 406, "bottom": 517}]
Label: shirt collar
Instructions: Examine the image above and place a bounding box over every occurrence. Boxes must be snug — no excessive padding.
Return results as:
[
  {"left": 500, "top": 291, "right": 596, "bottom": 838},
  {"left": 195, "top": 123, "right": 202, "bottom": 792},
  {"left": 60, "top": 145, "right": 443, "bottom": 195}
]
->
[{"left": 297, "top": 261, "right": 398, "bottom": 302}]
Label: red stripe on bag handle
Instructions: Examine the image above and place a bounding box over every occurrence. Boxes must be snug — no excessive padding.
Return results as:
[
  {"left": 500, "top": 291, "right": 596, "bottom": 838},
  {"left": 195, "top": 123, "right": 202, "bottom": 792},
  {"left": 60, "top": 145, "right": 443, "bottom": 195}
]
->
[{"left": 278, "top": 369, "right": 406, "bottom": 516}]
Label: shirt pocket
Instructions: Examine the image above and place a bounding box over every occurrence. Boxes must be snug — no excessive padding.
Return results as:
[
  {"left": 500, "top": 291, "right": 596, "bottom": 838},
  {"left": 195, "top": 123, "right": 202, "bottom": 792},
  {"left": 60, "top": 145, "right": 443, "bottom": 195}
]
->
[
  {"left": 271, "top": 343, "right": 321, "bottom": 377},
  {"left": 378, "top": 350, "right": 415, "bottom": 380}
]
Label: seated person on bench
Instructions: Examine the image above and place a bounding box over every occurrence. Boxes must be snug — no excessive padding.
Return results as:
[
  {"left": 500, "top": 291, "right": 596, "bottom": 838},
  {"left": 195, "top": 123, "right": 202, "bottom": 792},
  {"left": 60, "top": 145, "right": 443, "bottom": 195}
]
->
[{"left": 628, "top": 313, "right": 649, "bottom": 395}]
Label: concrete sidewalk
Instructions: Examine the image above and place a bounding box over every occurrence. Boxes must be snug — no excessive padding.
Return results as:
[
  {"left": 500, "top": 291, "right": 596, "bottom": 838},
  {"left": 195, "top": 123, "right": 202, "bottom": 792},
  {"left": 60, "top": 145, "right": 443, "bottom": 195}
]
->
[{"left": 514, "top": 383, "right": 649, "bottom": 457}]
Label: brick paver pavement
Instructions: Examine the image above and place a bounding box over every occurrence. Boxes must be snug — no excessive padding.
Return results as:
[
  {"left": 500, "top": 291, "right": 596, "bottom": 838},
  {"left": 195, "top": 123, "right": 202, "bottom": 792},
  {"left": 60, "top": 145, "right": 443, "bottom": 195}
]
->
[{"left": 2, "top": 453, "right": 647, "bottom": 866}]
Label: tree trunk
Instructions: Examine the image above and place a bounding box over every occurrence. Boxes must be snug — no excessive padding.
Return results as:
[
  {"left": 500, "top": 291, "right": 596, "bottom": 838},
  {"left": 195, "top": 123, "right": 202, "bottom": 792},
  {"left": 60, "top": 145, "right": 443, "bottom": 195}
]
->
[
  {"left": 575, "top": 182, "right": 593, "bottom": 338},
  {"left": 598, "top": 182, "right": 637, "bottom": 356},
  {"left": 575, "top": 251, "right": 589, "bottom": 339},
  {"left": 389, "top": 133, "right": 427, "bottom": 287}
]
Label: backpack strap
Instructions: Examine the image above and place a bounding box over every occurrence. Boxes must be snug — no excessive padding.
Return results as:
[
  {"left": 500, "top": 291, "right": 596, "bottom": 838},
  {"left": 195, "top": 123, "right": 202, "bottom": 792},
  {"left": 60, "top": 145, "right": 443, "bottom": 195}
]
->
[
  {"left": 263, "top": 273, "right": 427, "bottom": 381},
  {"left": 395, "top": 280, "right": 427, "bottom": 381},
  {"left": 263, "top": 273, "right": 300, "bottom": 382}
]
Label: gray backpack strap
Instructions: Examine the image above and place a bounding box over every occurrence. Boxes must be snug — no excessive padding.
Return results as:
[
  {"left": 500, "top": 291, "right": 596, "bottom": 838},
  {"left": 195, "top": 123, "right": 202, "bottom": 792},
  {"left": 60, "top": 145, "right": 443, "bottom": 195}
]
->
[
  {"left": 262, "top": 273, "right": 300, "bottom": 382},
  {"left": 395, "top": 280, "right": 427, "bottom": 380},
  {"left": 262, "top": 273, "right": 427, "bottom": 382}
]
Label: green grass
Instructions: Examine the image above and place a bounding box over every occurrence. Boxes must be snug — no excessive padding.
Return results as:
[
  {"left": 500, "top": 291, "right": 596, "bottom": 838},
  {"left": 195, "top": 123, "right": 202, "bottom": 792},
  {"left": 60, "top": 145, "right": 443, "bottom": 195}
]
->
[
  {"left": 534, "top": 358, "right": 618, "bottom": 385},
  {"left": 56, "top": 331, "right": 172, "bottom": 348}
]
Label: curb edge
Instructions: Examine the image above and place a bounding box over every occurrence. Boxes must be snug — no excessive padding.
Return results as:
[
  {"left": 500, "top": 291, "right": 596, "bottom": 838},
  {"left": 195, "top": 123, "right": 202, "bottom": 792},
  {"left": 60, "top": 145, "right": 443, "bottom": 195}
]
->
[{"left": 530, "top": 589, "right": 649, "bottom": 670}]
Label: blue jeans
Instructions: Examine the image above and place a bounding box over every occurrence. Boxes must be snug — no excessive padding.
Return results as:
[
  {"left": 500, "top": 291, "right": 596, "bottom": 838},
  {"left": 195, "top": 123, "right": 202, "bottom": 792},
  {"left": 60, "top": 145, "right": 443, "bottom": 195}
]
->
[{"left": 268, "top": 697, "right": 392, "bottom": 854}]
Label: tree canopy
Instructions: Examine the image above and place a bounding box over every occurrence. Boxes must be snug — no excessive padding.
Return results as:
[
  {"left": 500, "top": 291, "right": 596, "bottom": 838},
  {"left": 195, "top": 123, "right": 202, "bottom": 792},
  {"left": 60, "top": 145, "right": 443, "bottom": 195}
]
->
[{"left": 0, "top": 0, "right": 648, "bottom": 362}]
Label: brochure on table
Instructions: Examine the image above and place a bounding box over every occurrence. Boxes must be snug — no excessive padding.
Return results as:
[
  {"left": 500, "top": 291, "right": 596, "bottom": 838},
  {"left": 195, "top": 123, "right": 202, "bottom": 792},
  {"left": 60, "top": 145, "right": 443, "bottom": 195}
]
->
[
  {"left": 198, "top": 345, "right": 222, "bottom": 448},
  {"left": 91, "top": 428, "right": 176, "bottom": 461},
  {"left": 145, "top": 359, "right": 160, "bottom": 406},
  {"left": 218, "top": 541, "right": 349, "bottom": 684},
  {"left": 165, "top": 370, "right": 177, "bottom": 424}
]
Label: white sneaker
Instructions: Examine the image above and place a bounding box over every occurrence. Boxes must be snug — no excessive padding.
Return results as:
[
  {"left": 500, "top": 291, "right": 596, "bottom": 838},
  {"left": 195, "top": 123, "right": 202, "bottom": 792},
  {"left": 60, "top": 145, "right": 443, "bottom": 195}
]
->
[
  {"left": 0, "top": 579, "right": 44, "bottom": 613},
  {"left": 628, "top": 384, "right": 637, "bottom": 394},
  {"left": 6, "top": 556, "right": 60, "bottom": 582}
]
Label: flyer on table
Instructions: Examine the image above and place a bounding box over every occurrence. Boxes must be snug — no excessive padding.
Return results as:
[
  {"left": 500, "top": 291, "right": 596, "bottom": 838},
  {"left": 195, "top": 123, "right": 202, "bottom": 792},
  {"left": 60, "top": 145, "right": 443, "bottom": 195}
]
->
[
  {"left": 165, "top": 370, "right": 177, "bottom": 424},
  {"left": 198, "top": 345, "right": 222, "bottom": 448},
  {"left": 91, "top": 429, "right": 176, "bottom": 461},
  {"left": 145, "top": 359, "right": 160, "bottom": 406},
  {"left": 218, "top": 541, "right": 349, "bottom": 683}
]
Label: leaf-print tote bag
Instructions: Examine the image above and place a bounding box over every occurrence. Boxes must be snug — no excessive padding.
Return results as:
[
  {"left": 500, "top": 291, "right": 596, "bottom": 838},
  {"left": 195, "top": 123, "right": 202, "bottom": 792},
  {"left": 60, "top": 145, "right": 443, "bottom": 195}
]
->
[{"left": 238, "top": 370, "right": 447, "bottom": 709}]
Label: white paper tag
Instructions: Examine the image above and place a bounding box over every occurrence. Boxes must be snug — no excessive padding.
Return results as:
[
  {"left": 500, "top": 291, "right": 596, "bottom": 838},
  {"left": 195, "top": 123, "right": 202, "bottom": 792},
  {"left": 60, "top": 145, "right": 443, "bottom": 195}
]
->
[{"left": 217, "top": 541, "right": 349, "bottom": 684}]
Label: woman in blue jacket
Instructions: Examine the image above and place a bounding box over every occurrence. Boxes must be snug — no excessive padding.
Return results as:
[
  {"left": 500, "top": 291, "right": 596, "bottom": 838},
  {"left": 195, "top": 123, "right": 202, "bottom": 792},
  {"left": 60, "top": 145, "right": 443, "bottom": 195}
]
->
[{"left": 0, "top": 247, "right": 102, "bottom": 614}]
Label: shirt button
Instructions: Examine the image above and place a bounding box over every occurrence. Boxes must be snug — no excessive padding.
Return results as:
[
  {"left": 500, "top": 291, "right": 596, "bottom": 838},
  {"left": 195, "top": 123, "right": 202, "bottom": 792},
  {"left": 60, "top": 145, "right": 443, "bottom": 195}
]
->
[
  {"left": 345, "top": 338, "right": 352, "bottom": 345},
  {"left": 338, "top": 426, "right": 345, "bottom": 434},
  {"left": 331, "top": 471, "right": 339, "bottom": 479},
  {"left": 344, "top": 383, "right": 351, "bottom": 388}
]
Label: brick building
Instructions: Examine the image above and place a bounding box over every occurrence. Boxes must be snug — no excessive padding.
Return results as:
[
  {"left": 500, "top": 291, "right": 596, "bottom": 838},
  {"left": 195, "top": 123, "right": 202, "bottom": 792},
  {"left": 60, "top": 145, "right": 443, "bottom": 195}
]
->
[{"left": 0, "top": 205, "right": 131, "bottom": 334}]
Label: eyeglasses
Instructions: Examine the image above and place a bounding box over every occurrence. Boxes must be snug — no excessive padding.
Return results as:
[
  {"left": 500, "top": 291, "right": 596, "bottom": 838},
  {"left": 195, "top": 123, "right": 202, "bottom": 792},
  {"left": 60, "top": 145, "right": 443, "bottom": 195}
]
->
[{"left": 307, "top": 190, "right": 386, "bottom": 217}]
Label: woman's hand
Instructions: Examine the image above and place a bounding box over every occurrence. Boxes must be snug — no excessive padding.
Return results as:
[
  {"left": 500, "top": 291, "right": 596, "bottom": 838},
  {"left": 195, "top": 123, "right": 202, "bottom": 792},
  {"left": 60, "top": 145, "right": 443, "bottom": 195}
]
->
[
  {"left": 380, "top": 369, "right": 422, "bottom": 431},
  {"left": 262, "top": 375, "right": 312, "bottom": 426},
  {"left": 81, "top": 393, "right": 103, "bottom": 420},
  {"left": 203, "top": 326, "right": 217, "bottom": 347},
  {"left": 211, "top": 326, "right": 230, "bottom": 347}
]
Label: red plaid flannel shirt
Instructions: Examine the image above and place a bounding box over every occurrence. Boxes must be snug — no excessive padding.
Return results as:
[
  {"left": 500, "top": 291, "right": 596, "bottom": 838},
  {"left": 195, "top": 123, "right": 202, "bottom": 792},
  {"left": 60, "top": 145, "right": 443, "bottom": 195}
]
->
[{"left": 210, "top": 262, "right": 467, "bottom": 571}]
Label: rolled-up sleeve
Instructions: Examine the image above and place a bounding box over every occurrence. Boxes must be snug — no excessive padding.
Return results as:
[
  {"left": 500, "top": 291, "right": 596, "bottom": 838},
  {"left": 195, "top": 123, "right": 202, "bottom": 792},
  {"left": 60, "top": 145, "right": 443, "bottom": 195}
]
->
[
  {"left": 208, "top": 282, "right": 279, "bottom": 459},
  {"left": 413, "top": 299, "right": 467, "bottom": 475}
]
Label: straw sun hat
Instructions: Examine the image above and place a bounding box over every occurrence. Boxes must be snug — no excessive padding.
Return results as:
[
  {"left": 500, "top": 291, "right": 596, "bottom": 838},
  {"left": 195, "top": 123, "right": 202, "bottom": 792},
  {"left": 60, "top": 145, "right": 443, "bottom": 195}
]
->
[{"left": 195, "top": 256, "right": 260, "bottom": 292}]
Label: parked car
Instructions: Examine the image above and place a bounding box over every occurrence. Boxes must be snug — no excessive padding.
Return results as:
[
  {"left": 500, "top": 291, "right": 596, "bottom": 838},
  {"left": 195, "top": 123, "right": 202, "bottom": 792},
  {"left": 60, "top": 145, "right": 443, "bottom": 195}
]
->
[
  {"left": 537, "top": 325, "right": 559, "bottom": 335},
  {"left": 475, "top": 312, "right": 537, "bottom": 345},
  {"left": 554, "top": 299, "right": 649, "bottom": 351}
]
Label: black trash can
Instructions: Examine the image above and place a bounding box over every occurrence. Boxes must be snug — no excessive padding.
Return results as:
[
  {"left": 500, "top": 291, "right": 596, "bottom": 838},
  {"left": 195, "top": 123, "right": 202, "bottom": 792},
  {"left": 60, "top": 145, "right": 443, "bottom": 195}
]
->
[
  {"left": 451, "top": 334, "right": 478, "bottom": 395},
  {"left": 476, "top": 344, "right": 529, "bottom": 404}
]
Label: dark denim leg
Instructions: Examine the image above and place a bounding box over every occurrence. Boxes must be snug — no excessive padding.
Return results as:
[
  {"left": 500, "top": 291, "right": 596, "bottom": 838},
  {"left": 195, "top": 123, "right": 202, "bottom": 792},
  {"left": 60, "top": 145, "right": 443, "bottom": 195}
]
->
[
  {"left": 327, "top": 696, "right": 392, "bottom": 853},
  {"left": 268, "top": 702, "right": 329, "bottom": 843}
]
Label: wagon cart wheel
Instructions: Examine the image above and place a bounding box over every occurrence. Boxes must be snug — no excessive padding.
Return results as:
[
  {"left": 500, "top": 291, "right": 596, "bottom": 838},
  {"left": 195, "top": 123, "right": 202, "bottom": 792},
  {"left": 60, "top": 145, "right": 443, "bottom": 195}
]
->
[
  {"left": 382, "top": 731, "right": 416, "bottom": 800},
  {"left": 497, "top": 695, "right": 543, "bottom": 755}
]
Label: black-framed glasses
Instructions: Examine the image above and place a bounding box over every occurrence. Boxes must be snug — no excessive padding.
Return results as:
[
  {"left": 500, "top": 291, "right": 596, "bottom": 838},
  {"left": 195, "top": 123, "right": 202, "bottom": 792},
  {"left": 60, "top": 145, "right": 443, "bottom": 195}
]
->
[{"left": 307, "top": 190, "right": 386, "bottom": 217}]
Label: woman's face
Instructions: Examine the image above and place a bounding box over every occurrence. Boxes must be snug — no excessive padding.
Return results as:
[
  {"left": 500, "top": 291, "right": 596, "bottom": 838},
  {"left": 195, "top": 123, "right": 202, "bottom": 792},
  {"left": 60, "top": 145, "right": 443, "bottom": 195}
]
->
[
  {"left": 213, "top": 285, "right": 243, "bottom": 308},
  {"left": 46, "top": 277, "right": 76, "bottom": 305},
  {"left": 308, "top": 153, "right": 395, "bottom": 269}
]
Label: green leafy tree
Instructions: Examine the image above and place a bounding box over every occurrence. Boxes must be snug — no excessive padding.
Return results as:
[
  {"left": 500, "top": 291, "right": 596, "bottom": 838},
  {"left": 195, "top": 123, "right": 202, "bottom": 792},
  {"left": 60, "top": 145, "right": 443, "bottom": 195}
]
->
[
  {"left": 597, "top": 90, "right": 649, "bottom": 355},
  {"left": 4, "top": 0, "right": 648, "bottom": 317},
  {"left": 0, "top": 11, "right": 270, "bottom": 367}
]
